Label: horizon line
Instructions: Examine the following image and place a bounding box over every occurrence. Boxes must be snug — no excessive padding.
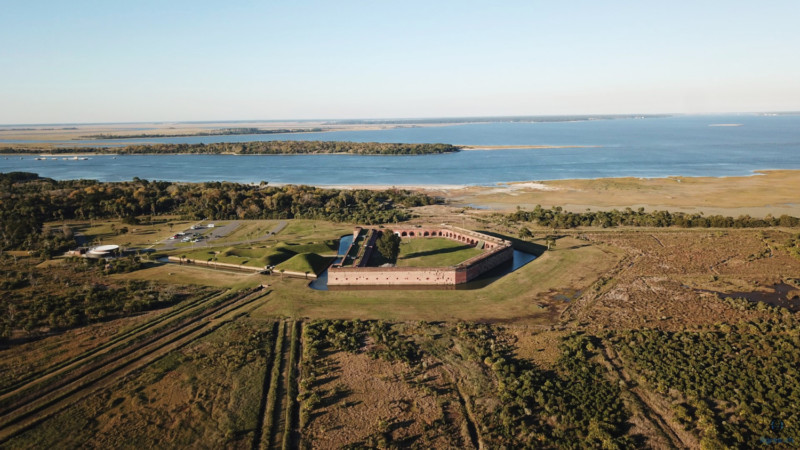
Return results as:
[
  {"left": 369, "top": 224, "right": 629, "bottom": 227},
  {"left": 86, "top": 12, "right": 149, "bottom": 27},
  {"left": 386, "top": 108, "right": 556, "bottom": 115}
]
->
[{"left": 1, "top": 111, "right": 799, "bottom": 127}]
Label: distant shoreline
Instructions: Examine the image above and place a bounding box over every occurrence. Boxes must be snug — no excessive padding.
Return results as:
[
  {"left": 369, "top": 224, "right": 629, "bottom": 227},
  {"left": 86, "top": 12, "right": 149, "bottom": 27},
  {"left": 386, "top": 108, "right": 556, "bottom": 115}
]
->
[
  {"left": 0, "top": 144, "right": 603, "bottom": 156},
  {"left": 459, "top": 145, "right": 600, "bottom": 150},
  {"left": 269, "top": 169, "right": 792, "bottom": 190},
  {"left": 0, "top": 141, "right": 461, "bottom": 156}
]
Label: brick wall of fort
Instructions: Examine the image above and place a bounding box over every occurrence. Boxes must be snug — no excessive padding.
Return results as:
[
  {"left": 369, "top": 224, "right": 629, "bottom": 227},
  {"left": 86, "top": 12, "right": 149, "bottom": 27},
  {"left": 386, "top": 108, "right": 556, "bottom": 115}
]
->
[
  {"left": 328, "top": 266, "right": 457, "bottom": 286},
  {"left": 455, "top": 245, "right": 514, "bottom": 283},
  {"left": 391, "top": 225, "right": 507, "bottom": 250},
  {"left": 328, "top": 226, "right": 513, "bottom": 287}
]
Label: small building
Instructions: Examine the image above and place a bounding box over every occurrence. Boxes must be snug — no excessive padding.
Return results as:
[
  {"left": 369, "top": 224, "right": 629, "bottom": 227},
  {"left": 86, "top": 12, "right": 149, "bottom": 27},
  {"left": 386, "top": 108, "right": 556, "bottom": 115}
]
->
[
  {"left": 65, "top": 247, "right": 88, "bottom": 257},
  {"left": 86, "top": 244, "right": 120, "bottom": 259}
]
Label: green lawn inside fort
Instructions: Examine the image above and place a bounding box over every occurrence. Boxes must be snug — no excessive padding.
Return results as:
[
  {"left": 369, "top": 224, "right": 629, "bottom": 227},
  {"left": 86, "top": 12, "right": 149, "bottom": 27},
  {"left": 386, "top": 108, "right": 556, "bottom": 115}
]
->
[{"left": 391, "top": 237, "right": 484, "bottom": 267}]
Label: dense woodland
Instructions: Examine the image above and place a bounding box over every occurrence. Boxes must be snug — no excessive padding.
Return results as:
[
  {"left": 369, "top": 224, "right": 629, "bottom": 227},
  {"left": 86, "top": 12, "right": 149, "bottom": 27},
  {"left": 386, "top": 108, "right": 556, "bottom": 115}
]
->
[
  {"left": 613, "top": 313, "right": 800, "bottom": 448},
  {"left": 1, "top": 141, "right": 460, "bottom": 155},
  {"left": 507, "top": 205, "right": 800, "bottom": 229},
  {"left": 0, "top": 172, "right": 438, "bottom": 253},
  {"left": 454, "top": 324, "right": 633, "bottom": 448}
]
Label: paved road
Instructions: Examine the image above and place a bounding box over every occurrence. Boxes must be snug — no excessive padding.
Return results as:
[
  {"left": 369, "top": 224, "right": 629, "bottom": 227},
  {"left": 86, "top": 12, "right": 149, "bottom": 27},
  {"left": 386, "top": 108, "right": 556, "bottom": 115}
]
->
[
  {"left": 151, "top": 218, "right": 211, "bottom": 251},
  {"left": 205, "top": 221, "right": 241, "bottom": 241},
  {"left": 155, "top": 220, "right": 287, "bottom": 251}
]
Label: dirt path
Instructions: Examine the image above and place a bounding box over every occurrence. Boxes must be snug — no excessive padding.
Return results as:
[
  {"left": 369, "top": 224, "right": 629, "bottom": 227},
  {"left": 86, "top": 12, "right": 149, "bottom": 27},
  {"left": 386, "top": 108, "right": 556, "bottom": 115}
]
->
[
  {"left": 284, "top": 321, "right": 301, "bottom": 450},
  {"left": 0, "top": 288, "right": 271, "bottom": 444},
  {"left": 252, "top": 321, "right": 280, "bottom": 450},
  {"left": 268, "top": 321, "right": 292, "bottom": 450},
  {"left": 650, "top": 234, "right": 665, "bottom": 248},
  {"left": 601, "top": 343, "right": 698, "bottom": 449},
  {"left": 260, "top": 321, "right": 286, "bottom": 450},
  {"left": 442, "top": 368, "right": 482, "bottom": 449}
]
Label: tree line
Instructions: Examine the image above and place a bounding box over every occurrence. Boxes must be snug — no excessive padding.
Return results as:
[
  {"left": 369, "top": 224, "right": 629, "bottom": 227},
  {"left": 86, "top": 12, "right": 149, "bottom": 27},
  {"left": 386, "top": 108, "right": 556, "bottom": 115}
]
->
[
  {"left": 507, "top": 205, "right": 800, "bottom": 229},
  {"left": 1, "top": 141, "right": 461, "bottom": 155},
  {"left": 81, "top": 127, "right": 324, "bottom": 139},
  {"left": 0, "top": 172, "right": 439, "bottom": 252}
]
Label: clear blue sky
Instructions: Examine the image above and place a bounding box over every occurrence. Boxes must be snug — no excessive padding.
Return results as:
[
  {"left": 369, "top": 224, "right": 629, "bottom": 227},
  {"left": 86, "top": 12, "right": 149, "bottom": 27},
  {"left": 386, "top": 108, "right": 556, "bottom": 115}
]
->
[{"left": 1, "top": 1, "right": 799, "bottom": 124}]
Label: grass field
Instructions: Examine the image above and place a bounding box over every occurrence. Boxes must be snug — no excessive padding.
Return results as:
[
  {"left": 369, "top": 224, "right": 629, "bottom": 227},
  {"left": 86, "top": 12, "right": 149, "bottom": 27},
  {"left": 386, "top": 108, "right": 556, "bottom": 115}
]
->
[
  {"left": 176, "top": 239, "right": 339, "bottom": 270},
  {"left": 250, "top": 236, "right": 620, "bottom": 323},
  {"left": 112, "top": 263, "right": 267, "bottom": 288},
  {"left": 394, "top": 237, "right": 483, "bottom": 267},
  {"left": 277, "top": 220, "right": 354, "bottom": 243},
  {"left": 55, "top": 217, "right": 194, "bottom": 248},
  {"left": 210, "top": 221, "right": 274, "bottom": 243},
  {"left": 275, "top": 253, "right": 335, "bottom": 275}
]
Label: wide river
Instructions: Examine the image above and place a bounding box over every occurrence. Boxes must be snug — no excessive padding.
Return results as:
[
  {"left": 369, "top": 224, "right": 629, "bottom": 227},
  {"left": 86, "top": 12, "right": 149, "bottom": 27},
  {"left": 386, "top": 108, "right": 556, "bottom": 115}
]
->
[{"left": 2, "top": 114, "right": 800, "bottom": 185}]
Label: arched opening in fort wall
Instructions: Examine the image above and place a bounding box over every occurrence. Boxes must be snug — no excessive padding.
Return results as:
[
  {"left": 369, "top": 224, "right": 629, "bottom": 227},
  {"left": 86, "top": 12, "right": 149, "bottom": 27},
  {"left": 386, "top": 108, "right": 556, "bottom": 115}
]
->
[{"left": 332, "top": 226, "right": 513, "bottom": 287}]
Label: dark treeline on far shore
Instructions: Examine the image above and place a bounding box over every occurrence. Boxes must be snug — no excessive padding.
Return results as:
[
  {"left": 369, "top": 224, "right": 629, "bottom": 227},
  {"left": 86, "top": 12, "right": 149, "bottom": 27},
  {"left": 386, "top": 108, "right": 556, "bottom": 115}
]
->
[
  {"left": 325, "top": 114, "right": 671, "bottom": 125},
  {"left": 81, "top": 127, "right": 324, "bottom": 139},
  {"left": 1, "top": 141, "right": 461, "bottom": 155},
  {"left": 507, "top": 205, "right": 800, "bottom": 229},
  {"left": 0, "top": 172, "right": 438, "bottom": 254}
]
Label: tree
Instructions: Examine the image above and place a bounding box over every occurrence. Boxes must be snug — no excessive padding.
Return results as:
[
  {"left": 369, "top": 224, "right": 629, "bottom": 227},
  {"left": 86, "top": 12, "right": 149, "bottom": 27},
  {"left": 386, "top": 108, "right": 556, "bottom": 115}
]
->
[
  {"left": 519, "top": 227, "right": 533, "bottom": 239},
  {"left": 376, "top": 230, "right": 401, "bottom": 261},
  {"left": 61, "top": 224, "right": 74, "bottom": 240}
]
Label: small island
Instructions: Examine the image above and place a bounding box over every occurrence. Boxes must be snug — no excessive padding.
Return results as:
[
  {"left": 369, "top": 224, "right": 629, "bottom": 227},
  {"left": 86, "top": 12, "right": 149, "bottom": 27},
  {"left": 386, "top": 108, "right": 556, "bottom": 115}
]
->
[{"left": 1, "top": 141, "right": 461, "bottom": 156}]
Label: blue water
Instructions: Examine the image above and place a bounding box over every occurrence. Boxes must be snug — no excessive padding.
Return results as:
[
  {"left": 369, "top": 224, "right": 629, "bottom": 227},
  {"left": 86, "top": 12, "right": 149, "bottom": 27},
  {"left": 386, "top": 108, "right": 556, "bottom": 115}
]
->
[
  {"left": 309, "top": 234, "right": 354, "bottom": 290},
  {"left": 336, "top": 234, "right": 354, "bottom": 257},
  {"left": 2, "top": 115, "right": 800, "bottom": 184}
]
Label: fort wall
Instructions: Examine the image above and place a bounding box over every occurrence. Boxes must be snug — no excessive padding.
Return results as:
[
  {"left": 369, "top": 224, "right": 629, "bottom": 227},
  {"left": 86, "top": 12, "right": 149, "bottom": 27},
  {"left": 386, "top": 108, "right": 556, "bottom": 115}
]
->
[
  {"left": 328, "top": 226, "right": 513, "bottom": 287},
  {"left": 455, "top": 245, "right": 515, "bottom": 284},
  {"left": 328, "top": 266, "right": 457, "bottom": 286}
]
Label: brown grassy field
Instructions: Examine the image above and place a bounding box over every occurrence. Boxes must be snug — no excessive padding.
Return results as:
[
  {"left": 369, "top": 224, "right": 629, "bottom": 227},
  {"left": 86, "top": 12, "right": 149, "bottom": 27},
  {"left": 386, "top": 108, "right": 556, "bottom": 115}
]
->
[
  {"left": 250, "top": 235, "right": 619, "bottom": 324},
  {"left": 3, "top": 211, "right": 800, "bottom": 448},
  {"left": 111, "top": 263, "right": 267, "bottom": 288},
  {"left": 430, "top": 170, "right": 800, "bottom": 217},
  {"left": 0, "top": 312, "right": 159, "bottom": 390},
  {"left": 4, "top": 318, "right": 273, "bottom": 448},
  {"left": 565, "top": 228, "right": 800, "bottom": 331}
]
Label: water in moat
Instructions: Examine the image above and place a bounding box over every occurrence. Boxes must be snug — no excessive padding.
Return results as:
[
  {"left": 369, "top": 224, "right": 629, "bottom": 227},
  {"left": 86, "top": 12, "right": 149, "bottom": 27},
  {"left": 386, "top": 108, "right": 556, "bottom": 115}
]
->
[{"left": 309, "top": 243, "right": 537, "bottom": 291}]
